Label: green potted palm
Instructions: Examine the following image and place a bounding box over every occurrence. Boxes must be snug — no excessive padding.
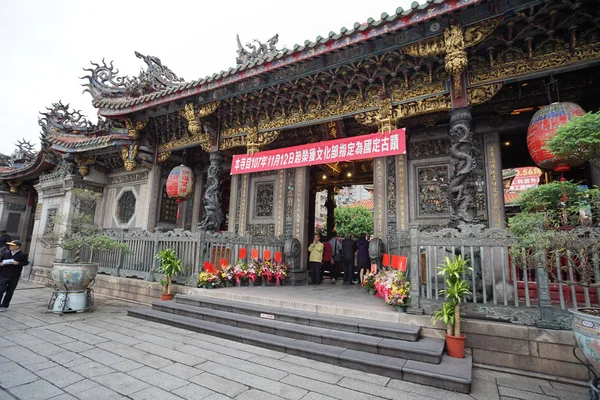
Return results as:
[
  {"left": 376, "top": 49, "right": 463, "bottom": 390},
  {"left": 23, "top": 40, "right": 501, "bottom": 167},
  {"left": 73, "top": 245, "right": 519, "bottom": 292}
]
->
[
  {"left": 155, "top": 248, "right": 184, "bottom": 300},
  {"left": 432, "top": 255, "right": 472, "bottom": 358}
]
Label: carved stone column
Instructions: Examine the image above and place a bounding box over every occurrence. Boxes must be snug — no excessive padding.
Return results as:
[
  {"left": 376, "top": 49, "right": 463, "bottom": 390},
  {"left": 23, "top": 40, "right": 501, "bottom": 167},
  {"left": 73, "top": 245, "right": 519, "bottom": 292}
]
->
[
  {"left": 448, "top": 107, "right": 477, "bottom": 227},
  {"left": 396, "top": 154, "right": 409, "bottom": 231},
  {"left": 373, "top": 158, "right": 387, "bottom": 239},
  {"left": 293, "top": 167, "right": 310, "bottom": 271},
  {"left": 191, "top": 170, "right": 205, "bottom": 232},
  {"left": 483, "top": 132, "right": 506, "bottom": 229},
  {"left": 325, "top": 186, "right": 336, "bottom": 236},
  {"left": 199, "top": 152, "right": 223, "bottom": 232}
]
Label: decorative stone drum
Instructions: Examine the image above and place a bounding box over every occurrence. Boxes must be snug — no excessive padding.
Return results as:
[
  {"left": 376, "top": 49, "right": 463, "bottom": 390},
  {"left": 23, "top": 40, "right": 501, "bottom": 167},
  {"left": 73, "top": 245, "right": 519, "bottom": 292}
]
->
[
  {"left": 570, "top": 308, "right": 600, "bottom": 377},
  {"left": 51, "top": 262, "right": 98, "bottom": 291}
]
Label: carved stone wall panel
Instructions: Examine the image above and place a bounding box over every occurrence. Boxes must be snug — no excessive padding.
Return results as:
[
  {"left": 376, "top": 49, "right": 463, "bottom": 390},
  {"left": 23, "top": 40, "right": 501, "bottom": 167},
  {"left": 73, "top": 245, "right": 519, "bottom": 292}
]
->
[
  {"left": 408, "top": 138, "right": 449, "bottom": 160},
  {"left": 6, "top": 203, "right": 26, "bottom": 212},
  {"left": 417, "top": 166, "right": 451, "bottom": 217},
  {"left": 109, "top": 172, "right": 148, "bottom": 185},
  {"left": 254, "top": 182, "right": 275, "bottom": 218},
  {"left": 116, "top": 190, "right": 136, "bottom": 224},
  {"left": 44, "top": 208, "right": 57, "bottom": 234},
  {"left": 159, "top": 183, "right": 178, "bottom": 223},
  {"left": 247, "top": 223, "right": 275, "bottom": 237}
]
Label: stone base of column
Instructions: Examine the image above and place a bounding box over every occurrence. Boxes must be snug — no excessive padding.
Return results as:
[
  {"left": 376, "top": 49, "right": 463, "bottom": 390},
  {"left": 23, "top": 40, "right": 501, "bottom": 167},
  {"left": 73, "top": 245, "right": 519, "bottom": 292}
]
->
[{"left": 288, "top": 270, "right": 308, "bottom": 286}]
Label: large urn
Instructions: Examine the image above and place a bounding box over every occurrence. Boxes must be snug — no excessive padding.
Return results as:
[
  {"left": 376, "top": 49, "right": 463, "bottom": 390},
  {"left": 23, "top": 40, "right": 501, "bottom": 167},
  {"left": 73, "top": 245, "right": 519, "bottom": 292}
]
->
[
  {"left": 570, "top": 308, "right": 600, "bottom": 395},
  {"left": 527, "top": 102, "right": 585, "bottom": 172},
  {"left": 51, "top": 262, "right": 98, "bottom": 291}
]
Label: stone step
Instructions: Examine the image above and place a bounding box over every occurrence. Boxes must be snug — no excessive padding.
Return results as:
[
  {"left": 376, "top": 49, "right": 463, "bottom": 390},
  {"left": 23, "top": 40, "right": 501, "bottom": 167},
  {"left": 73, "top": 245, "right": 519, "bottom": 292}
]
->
[
  {"left": 153, "top": 300, "right": 443, "bottom": 364},
  {"left": 127, "top": 306, "right": 471, "bottom": 393},
  {"left": 175, "top": 294, "right": 420, "bottom": 341}
]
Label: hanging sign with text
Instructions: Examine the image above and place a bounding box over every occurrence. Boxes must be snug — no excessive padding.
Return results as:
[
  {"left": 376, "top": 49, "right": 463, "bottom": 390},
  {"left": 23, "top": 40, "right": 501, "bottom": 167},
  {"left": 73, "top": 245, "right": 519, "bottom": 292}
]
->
[{"left": 230, "top": 129, "right": 406, "bottom": 175}]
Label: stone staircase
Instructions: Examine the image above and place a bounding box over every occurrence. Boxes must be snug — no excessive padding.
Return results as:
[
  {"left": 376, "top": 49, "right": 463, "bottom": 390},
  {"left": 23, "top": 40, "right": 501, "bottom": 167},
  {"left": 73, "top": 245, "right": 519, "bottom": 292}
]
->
[{"left": 127, "top": 294, "right": 472, "bottom": 393}]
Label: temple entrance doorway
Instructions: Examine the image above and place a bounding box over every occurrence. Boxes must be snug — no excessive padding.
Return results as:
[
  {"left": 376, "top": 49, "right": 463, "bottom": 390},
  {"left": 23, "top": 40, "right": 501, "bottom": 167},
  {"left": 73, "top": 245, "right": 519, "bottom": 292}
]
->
[{"left": 308, "top": 160, "right": 375, "bottom": 283}]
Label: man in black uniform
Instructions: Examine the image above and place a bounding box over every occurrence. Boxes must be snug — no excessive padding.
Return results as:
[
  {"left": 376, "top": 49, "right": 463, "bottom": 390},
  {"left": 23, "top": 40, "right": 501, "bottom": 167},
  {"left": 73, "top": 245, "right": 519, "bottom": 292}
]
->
[{"left": 0, "top": 240, "right": 29, "bottom": 311}]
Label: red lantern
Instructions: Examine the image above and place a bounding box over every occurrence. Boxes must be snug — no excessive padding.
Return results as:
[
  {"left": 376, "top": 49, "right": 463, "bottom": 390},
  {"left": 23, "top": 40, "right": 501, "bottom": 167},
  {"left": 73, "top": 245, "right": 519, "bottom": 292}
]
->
[
  {"left": 527, "top": 102, "right": 585, "bottom": 173},
  {"left": 166, "top": 165, "right": 194, "bottom": 219}
]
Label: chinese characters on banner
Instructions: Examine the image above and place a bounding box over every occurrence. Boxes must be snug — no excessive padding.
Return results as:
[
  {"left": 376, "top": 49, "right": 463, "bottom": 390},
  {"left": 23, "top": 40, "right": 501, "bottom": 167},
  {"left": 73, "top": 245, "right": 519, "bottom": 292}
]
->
[{"left": 231, "top": 129, "right": 406, "bottom": 175}]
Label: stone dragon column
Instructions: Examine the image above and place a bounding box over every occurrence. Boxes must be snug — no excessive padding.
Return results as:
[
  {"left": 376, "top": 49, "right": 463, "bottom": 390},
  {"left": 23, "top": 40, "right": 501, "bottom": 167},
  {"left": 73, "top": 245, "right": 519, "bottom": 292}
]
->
[
  {"left": 198, "top": 152, "right": 223, "bottom": 232},
  {"left": 448, "top": 108, "right": 478, "bottom": 227}
]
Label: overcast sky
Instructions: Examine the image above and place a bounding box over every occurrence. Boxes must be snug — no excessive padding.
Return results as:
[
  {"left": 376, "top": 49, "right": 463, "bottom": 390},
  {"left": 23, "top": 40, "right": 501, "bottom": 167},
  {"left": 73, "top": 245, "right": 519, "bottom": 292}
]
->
[{"left": 0, "top": 0, "right": 414, "bottom": 154}]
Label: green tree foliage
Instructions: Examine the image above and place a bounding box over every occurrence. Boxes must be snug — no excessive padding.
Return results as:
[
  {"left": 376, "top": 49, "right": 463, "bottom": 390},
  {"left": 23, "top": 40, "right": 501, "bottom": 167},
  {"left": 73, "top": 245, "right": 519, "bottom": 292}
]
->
[
  {"left": 333, "top": 205, "right": 373, "bottom": 238},
  {"left": 545, "top": 110, "right": 600, "bottom": 165}
]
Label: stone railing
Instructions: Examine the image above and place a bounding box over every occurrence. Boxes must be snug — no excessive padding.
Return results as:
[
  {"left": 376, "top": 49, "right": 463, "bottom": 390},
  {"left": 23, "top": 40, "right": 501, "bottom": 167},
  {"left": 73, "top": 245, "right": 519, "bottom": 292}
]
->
[
  {"left": 396, "top": 224, "right": 600, "bottom": 330},
  {"left": 81, "top": 229, "right": 296, "bottom": 286}
]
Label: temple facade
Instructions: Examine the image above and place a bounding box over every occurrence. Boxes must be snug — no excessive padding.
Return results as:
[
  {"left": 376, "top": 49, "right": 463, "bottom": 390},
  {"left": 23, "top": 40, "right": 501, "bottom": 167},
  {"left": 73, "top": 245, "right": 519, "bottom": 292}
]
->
[{"left": 1, "top": 0, "right": 600, "bottom": 289}]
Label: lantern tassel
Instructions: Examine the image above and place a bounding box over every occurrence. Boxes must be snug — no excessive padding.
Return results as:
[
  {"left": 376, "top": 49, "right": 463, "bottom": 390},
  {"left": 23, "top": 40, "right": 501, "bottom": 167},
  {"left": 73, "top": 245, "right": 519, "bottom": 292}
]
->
[{"left": 176, "top": 199, "right": 183, "bottom": 219}]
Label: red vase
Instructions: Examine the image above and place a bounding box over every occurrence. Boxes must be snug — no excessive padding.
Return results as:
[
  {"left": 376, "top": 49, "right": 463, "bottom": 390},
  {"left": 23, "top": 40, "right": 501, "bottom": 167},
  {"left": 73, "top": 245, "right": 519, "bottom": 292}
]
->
[
  {"left": 445, "top": 333, "right": 467, "bottom": 358},
  {"left": 161, "top": 293, "right": 174, "bottom": 301}
]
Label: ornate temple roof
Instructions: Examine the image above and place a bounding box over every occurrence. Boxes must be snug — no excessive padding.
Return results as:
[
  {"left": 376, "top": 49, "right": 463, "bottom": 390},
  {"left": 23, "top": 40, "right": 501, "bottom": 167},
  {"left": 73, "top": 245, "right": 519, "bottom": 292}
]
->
[
  {"left": 83, "top": 0, "right": 479, "bottom": 116},
  {"left": 0, "top": 102, "right": 134, "bottom": 182}
]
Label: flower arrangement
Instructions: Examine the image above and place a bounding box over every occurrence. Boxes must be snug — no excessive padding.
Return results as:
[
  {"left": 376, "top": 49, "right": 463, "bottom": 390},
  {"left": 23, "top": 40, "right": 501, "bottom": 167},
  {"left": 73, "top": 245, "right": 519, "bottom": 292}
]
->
[
  {"left": 260, "top": 259, "right": 274, "bottom": 283},
  {"left": 198, "top": 257, "right": 290, "bottom": 288},
  {"left": 199, "top": 271, "right": 222, "bottom": 289},
  {"left": 361, "top": 272, "right": 376, "bottom": 291},
  {"left": 386, "top": 272, "right": 411, "bottom": 307},
  {"left": 365, "top": 268, "right": 411, "bottom": 309},
  {"left": 273, "top": 261, "right": 288, "bottom": 286},
  {"left": 219, "top": 263, "right": 234, "bottom": 283},
  {"left": 246, "top": 261, "right": 258, "bottom": 285},
  {"left": 232, "top": 261, "right": 247, "bottom": 286}
]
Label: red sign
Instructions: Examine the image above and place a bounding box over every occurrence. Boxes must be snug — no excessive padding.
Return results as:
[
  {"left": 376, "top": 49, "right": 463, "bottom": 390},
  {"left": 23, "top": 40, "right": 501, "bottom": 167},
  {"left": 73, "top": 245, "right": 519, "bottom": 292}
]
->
[
  {"left": 239, "top": 248, "right": 247, "bottom": 259},
  {"left": 391, "top": 255, "right": 407, "bottom": 272},
  {"left": 251, "top": 249, "right": 259, "bottom": 259},
  {"left": 274, "top": 251, "right": 282, "bottom": 263},
  {"left": 509, "top": 167, "right": 542, "bottom": 192},
  {"left": 264, "top": 250, "right": 271, "bottom": 260},
  {"left": 231, "top": 129, "right": 406, "bottom": 175},
  {"left": 382, "top": 253, "right": 390, "bottom": 267}
]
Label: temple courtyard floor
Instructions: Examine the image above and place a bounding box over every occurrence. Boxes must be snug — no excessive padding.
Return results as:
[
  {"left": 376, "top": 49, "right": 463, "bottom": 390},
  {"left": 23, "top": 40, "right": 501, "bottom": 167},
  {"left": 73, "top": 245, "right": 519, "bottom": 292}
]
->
[{"left": 0, "top": 281, "right": 590, "bottom": 400}]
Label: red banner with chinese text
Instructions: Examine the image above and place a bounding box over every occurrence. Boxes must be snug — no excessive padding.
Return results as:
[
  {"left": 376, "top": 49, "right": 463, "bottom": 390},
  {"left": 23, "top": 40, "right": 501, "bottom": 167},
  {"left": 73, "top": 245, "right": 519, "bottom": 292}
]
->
[{"left": 230, "top": 129, "right": 406, "bottom": 175}]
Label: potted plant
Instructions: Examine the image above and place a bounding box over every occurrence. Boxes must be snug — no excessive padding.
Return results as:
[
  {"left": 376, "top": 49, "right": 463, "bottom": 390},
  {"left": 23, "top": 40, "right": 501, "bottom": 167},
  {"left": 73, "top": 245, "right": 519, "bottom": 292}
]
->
[
  {"left": 39, "top": 189, "right": 127, "bottom": 297},
  {"left": 155, "top": 248, "right": 185, "bottom": 300},
  {"left": 433, "top": 255, "right": 472, "bottom": 358}
]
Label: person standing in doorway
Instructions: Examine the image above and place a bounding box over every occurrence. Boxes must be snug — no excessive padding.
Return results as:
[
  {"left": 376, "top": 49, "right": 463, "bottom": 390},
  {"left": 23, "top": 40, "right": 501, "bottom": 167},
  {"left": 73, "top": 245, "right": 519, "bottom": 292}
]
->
[
  {"left": 308, "top": 234, "right": 324, "bottom": 285},
  {"left": 357, "top": 233, "right": 370, "bottom": 284},
  {"left": 0, "top": 240, "right": 29, "bottom": 311},
  {"left": 0, "top": 230, "right": 11, "bottom": 255},
  {"left": 341, "top": 234, "right": 357, "bottom": 284},
  {"left": 328, "top": 233, "right": 341, "bottom": 284},
  {"left": 321, "top": 236, "right": 333, "bottom": 283}
]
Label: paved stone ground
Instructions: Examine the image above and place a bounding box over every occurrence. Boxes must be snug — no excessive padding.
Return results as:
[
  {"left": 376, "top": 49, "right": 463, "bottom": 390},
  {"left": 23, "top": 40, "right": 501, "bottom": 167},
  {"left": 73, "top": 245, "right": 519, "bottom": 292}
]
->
[{"left": 0, "top": 281, "right": 590, "bottom": 400}]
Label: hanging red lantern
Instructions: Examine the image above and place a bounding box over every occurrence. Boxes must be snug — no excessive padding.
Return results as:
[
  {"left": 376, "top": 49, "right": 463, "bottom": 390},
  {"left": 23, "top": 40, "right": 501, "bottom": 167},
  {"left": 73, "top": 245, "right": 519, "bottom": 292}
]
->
[
  {"left": 166, "top": 165, "right": 194, "bottom": 219},
  {"left": 526, "top": 102, "right": 586, "bottom": 173}
]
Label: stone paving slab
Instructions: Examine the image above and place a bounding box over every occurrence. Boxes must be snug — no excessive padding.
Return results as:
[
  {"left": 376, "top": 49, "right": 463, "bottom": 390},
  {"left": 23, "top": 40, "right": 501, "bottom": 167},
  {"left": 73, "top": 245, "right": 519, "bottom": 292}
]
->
[{"left": 0, "top": 282, "right": 589, "bottom": 400}]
